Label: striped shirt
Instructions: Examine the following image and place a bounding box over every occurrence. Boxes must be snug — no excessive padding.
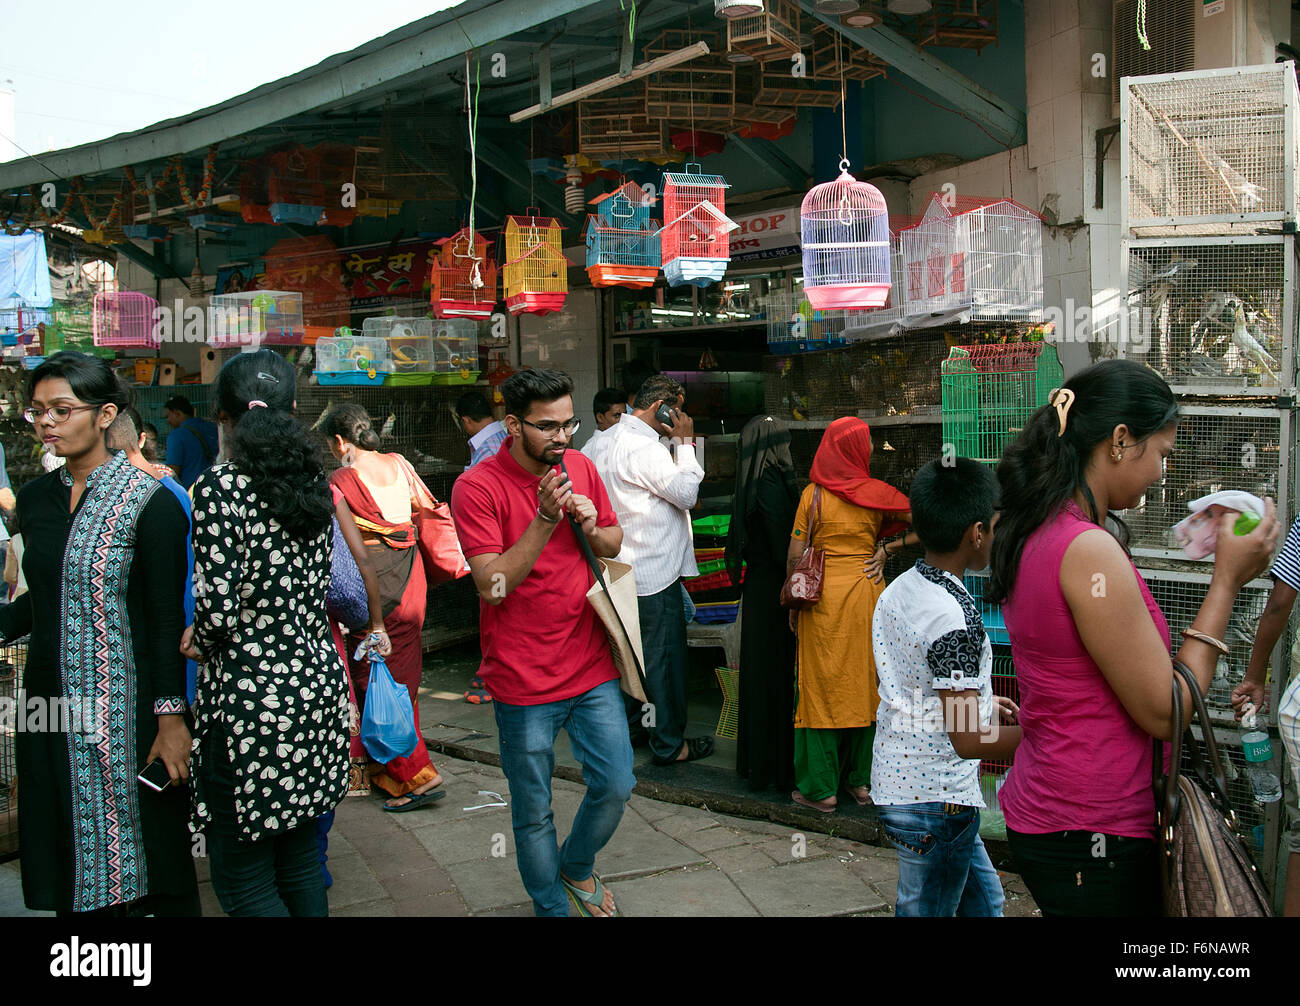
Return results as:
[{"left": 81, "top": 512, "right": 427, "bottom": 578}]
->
[
  {"left": 1272, "top": 516, "right": 1300, "bottom": 592},
  {"left": 466, "top": 420, "right": 508, "bottom": 470},
  {"left": 594, "top": 412, "right": 702, "bottom": 596}
]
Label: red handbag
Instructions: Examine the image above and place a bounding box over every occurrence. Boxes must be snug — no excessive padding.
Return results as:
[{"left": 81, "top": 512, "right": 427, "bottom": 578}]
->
[
  {"left": 395, "top": 455, "right": 470, "bottom": 584},
  {"left": 780, "top": 485, "right": 825, "bottom": 610}
]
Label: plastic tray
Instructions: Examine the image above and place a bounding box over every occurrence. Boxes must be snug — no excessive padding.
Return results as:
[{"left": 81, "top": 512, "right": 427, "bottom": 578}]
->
[
  {"left": 692, "top": 515, "right": 731, "bottom": 536},
  {"left": 314, "top": 371, "right": 386, "bottom": 387},
  {"left": 384, "top": 372, "right": 435, "bottom": 387},
  {"left": 693, "top": 602, "right": 739, "bottom": 625},
  {"left": 430, "top": 371, "right": 481, "bottom": 386},
  {"left": 685, "top": 568, "right": 744, "bottom": 593}
]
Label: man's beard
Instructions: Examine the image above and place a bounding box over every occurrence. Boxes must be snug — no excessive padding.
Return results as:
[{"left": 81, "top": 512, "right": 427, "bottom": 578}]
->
[{"left": 523, "top": 436, "right": 567, "bottom": 467}]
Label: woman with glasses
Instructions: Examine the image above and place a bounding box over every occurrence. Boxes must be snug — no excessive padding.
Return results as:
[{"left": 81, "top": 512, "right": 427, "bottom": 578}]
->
[
  {"left": 0, "top": 351, "right": 197, "bottom": 916},
  {"left": 318, "top": 403, "right": 444, "bottom": 811}
]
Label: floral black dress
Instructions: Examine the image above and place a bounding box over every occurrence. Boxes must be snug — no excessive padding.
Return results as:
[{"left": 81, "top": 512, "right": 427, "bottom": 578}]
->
[{"left": 189, "top": 461, "right": 348, "bottom": 841}]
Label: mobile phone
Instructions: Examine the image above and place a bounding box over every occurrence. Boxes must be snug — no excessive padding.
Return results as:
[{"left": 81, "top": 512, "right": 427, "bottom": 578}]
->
[
  {"left": 654, "top": 402, "right": 676, "bottom": 427},
  {"left": 137, "top": 758, "right": 173, "bottom": 793}
]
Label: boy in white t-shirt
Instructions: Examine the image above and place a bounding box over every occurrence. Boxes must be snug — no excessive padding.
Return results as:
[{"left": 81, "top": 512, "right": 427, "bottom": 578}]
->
[{"left": 871, "top": 458, "right": 1021, "bottom": 916}]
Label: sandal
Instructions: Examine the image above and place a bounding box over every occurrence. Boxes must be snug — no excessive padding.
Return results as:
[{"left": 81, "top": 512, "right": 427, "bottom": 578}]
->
[
  {"left": 561, "top": 873, "right": 619, "bottom": 917},
  {"left": 792, "top": 790, "right": 837, "bottom": 814},
  {"left": 382, "top": 787, "right": 447, "bottom": 813},
  {"left": 464, "top": 676, "right": 492, "bottom": 704},
  {"left": 652, "top": 736, "right": 715, "bottom": 767},
  {"left": 845, "top": 784, "right": 872, "bottom": 806}
]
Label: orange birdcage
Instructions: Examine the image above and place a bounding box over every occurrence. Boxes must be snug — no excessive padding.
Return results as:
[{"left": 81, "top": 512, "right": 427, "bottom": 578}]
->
[
  {"left": 503, "top": 210, "right": 569, "bottom": 316},
  {"left": 430, "top": 227, "right": 498, "bottom": 320}
]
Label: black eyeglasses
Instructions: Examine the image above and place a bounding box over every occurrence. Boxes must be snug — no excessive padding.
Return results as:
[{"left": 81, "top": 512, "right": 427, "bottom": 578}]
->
[{"left": 521, "top": 417, "right": 581, "bottom": 438}]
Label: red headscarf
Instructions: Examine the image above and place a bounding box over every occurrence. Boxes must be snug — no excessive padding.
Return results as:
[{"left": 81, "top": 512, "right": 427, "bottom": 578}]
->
[{"left": 809, "top": 417, "right": 910, "bottom": 538}]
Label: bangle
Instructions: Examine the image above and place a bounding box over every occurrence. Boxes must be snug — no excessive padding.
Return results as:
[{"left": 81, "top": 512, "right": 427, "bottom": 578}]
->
[
  {"left": 1181, "top": 628, "right": 1229, "bottom": 655},
  {"left": 536, "top": 504, "right": 560, "bottom": 524}
]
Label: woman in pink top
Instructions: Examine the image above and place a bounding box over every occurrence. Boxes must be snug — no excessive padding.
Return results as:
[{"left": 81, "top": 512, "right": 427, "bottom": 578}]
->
[{"left": 988, "top": 360, "right": 1280, "bottom": 916}]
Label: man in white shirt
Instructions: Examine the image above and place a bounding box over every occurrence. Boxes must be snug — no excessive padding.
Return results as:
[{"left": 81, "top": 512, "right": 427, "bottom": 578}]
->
[
  {"left": 457, "top": 391, "right": 508, "bottom": 471},
  {"left": 595, "top": 375, "right": 714, "bottom": 766},
  {"left": 579, "top": 387, "right": 627, "bottom": 462}
]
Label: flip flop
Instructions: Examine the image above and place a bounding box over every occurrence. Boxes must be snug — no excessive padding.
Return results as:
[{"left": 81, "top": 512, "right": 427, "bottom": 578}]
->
[
  {"left": 845, "top": 784, "right": 873, "bottom": 806},
  {"left": 791, "top": 790, "right": 837, "bottom": 814},
  {"left": 464, "top": 677, "right": 493, "bottom": 704},
  {"left": 382, "top": 787, "right": 447, "bottom": 813},
  {"left": 561, "top": 873, "right": 620, "bottom": 917},
  {"left": 651, "top": 736, "right": 715, "bottom": 767}
]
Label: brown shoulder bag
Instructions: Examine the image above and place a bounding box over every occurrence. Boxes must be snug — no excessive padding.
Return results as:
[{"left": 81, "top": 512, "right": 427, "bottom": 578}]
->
[
  {"left": 780, "top": 485, "right": 824, "bottom": 611},
  {"left": 1154, "top": 660, "right": 1273, "bottom": 917}
]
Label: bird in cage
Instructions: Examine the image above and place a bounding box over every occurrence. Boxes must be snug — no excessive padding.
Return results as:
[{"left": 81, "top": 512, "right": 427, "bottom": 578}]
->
[{"left": 1229, "top": 301, "right": 1278, "bottom": 381}]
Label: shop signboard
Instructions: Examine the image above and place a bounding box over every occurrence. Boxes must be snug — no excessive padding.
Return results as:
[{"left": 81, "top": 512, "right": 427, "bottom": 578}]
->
[{"left": 729, "top": 206, "right": 799, "bottom": 263}]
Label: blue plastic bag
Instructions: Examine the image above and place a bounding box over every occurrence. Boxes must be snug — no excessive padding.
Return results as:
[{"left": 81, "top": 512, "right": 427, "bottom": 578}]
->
[{"left": 360, "top": 655, "right": 418, "bottom": 763}]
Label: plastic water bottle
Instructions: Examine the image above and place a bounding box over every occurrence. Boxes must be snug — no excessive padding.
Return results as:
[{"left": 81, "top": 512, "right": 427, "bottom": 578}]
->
[{"left": 1241, "top": 706, "right": 1282, "bottom": 804}]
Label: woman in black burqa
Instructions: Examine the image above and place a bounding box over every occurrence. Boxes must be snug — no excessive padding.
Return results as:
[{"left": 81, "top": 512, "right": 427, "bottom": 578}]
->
[{"left": 725, "top": 415, "right": 800, "bottom": 792}]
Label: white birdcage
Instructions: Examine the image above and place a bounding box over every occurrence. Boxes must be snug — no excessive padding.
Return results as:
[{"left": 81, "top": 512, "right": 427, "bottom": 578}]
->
[
  {"left": 900, "top": 193, "right": 1043, "bottom": 324},
  {"left": 432, "top": 318, "right": 479, "bottom": 373},
  {"left": 799, "top": 161, "right": 891, "bottom": 310},
  {"left": 208, "top": 290, "right": 304, "bottom": 346},
  {"left": 362, "top": 316, "right": 435, "bottom": 373},
  {"left": 840, "top": 215, "right": 917, "bottom": 341},
  {"left": 1121, "top": 62, "right": 1300, "bottom": 237},
  {"left": 1117, "top": 235, "right": 1297, "bottom": 396}
]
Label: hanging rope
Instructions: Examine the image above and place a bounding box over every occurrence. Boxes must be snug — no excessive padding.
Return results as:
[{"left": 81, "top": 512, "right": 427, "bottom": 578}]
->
[
  {"left": 463, "top": 48, "right": 484, "bottom": 289},
  {"left": 620, "top": 0, "right": 636, "bottom": 50},
  {"left": 1136, "top": 0, "right": 1151, "bottom": 52}
]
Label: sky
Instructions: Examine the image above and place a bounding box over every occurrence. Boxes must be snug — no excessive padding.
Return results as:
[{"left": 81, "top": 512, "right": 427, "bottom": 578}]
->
[{"left": 0, "top": 0, "right": 465, "bottom": 161}]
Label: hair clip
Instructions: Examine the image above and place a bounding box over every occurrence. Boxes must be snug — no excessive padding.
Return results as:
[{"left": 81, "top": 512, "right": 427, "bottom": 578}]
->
[
  {"left": 248, "top": 399, "right": 268, "bottom": 410},
  {"left": 1049, "top": 388, "right": 1075, "bottom": 438},
  {"left": 256, "top": 371, "right": 280, "bottom": 384}
]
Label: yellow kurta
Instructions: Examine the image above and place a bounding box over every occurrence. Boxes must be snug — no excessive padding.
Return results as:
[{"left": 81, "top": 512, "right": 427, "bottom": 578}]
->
[{"left": 791, "top": 484, "right": 884, "bottom": 730}]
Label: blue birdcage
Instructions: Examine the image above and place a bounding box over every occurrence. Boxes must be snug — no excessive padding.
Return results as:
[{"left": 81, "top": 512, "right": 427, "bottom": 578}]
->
[{"left": 585, "top": 182, "right": 662, "bottom": 289}]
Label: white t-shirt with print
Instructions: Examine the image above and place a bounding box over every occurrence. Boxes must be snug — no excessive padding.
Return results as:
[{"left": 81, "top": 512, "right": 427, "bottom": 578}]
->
[{"left": 871, "top": 560, "right": 994, "bottom": 808}]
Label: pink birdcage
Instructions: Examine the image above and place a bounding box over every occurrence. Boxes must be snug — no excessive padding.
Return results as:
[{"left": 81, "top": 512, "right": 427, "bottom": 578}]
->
[
  {"left": 660, "top": 164, "right": 737, "bottom": 288},
  {"left": 92, "top": 291, "right": 160, "bottom": 348},
  {"left": 800, "top": 160, "right": 891, "bottom": 309}
]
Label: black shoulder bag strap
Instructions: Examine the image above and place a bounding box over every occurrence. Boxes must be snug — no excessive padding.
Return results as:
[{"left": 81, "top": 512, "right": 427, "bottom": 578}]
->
[
  {"left": 186, "top": 423, "right": 214, "bottom": 465},
  {"left": 558, "top": 456, "right": 647, "bottom": 690}
]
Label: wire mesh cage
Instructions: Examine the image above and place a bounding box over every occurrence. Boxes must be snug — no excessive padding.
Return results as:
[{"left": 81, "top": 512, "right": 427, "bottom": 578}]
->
[
  {"left": 578, "top": 94, "right": 671, "bottom": 159},
  {"left": 644, "top": 30, "right": 736, "bottom": 125},
  {"left": 208, "top": 291, "right": 305, "bottom": 347},
  {"left": 941, "top": 342, "right": 1063, "bottom": 467},
  {"left": 800, "top": 166, "right": 891, "bottom": 310},
  {"left": 92, "top": 291, "right": 160, "bottom": 349},
  {"left": 713, "top": 665, "right": 740, "bottom": 740},
  {"left": 1119, "top": 236, "right": 1295, "bottom": 395},
  {"left": 430, "top": 228, "right": 499, "bottom": 320},
  {"left": 661, "top": 165, "right": 735, "bottom": 288},
  {"left": 267, "top": 145, "right": 327, "bottom": 226},
  {"left": 786, "top": 418, "right": 942, "bottom": 494},
  {"left": 0, "top": 638, "right": 24, "bottom": 860},
  {"left": 725, "top": 0, "right": 801, "bottom": 60},
  {"left": 1119, "top": 403, "right": 1294, "bottom": 561},
  {"left": 432, "top": 319, "right": 479, "bottom": 375},
  {"left": 131, "top": 385, "right": 219, "bottom": 455},
  {"left": 585, "top": 183, "right": 662, "bottom": 288},
  {"left": 361, "top": 316, "right": 434, "bottom": 376},
  {"left": 503, "top": 212, "right": 568, "bottom": 316},
  {"left": 1120, "top": 61, "right": 1300, "bottom": 237},
  {"left": 900, "top": 194, "right": 1044, "bottom": 323},
  {"left": 765, "top": 290, "right": 849, "bottom": 353},
  {"left": 765, "top": 333, "right": 950, "bottom": 420}
]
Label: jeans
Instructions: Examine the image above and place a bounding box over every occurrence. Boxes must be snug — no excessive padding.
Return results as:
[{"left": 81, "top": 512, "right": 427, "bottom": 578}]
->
[
  {"left": 1007, "top": 828, "right": 1159, "bottom": 917},
  {"left": 200, "top": 731, "right": 329, "bottom": 917},
  {"left": 637, "top": 581, "right": 689, "bottom": 762},
  {"left": 877, "top": 803, "right": 1004, "bottom": 917},
  {"left": 494, "top": 678, "right": 636, "bottom": 917}
]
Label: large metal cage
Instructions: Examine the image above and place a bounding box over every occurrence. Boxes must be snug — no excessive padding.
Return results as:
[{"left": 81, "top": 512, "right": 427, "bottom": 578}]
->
[
  {"left": 1119, "top": 235, "right": 1296, "bottom": 396},
  {"left": 1121, "top": 61, "right": 1300, "bottom": 237},
  {"left": 1118, "top": 403, "right": 1294, "bottom": 563}
]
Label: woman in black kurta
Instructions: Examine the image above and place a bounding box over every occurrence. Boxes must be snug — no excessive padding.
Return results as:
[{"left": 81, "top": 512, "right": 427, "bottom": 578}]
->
[
  {"left": 725, "top": 416, "right": 800, "bottom": 793},
  {"left": 0, "top": 354, "right": 196, "bottom": 915}
]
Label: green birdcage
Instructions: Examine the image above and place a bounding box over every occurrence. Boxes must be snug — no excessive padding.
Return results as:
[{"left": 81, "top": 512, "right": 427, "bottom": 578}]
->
[
  {"left": 941, "top": 342, "right": 1063, "bottom": 467},
  {"left": 45, "top": 300, "right": 114, "bottom": 358}
]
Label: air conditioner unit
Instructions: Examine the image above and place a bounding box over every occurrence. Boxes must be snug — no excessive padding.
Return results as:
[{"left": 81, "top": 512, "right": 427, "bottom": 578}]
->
[{"left": 1111, "top": 0, "right": 1280, "bottom": 117}]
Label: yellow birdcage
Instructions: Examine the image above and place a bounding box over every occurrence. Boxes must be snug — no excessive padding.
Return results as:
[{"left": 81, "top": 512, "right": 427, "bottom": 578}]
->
[{"left": 503, "top": 210, "right": 569, "bottom": 316}]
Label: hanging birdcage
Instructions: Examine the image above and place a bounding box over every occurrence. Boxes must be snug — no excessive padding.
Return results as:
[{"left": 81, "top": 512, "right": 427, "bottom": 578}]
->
[
  {"left": 430, "top": 227, "right": 499, "bottom": 320},
  {"left": 503, "top": 211, "right": 569, "bottom": 316},
  {"left": 578, "top": 95, "right": 670, "bottom": 159},
  {"left": 268, "top": 145, "right": 326, "bottom": 226},
  {"left": 811, "top": 23, "right": 887, "bottom": 82},
  {"left": 800, "top": 161, "right": 891, "bottom": 309},
  {"left": 900, "top": 193, "right": 1044, "bottom": 322},
  {"left": 754, "top": 57, "right": 843, "bottom": 108},
  {"left": 92, "top": 291, "right": 160, "bottom": 349},
  {"left": 715, "top": 0, "right": 764, "bottom": 18},
  {"left": 661, "top": 165, "right": 737, "bottom": 288},
  {"left": 726, "top": 0, "right": 802, "bottom": 61},
  {"left": 644, "top": 30, "right": 736, "bottom": 126},
  {"left": 585, "top": 182, "right": 662, "bottom": 288}
]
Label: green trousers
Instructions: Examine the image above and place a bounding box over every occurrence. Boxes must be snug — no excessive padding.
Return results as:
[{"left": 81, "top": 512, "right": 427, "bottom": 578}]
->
[{"left": 793, "top": 725, "right": 875, "bottom": 801}]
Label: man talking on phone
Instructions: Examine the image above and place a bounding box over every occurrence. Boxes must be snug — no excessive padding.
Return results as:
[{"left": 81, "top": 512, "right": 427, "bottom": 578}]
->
[
  {"left": 451, "top": 368, "right": 633, "bottom": 917},
  {"left": 595, "top": 374, "right": 714, "bottom": 766}
]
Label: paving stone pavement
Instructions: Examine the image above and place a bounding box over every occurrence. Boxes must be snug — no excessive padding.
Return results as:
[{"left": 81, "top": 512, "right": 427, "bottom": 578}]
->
[{"left": 0, "top": 754, "right": 1039, "bottom": 917}]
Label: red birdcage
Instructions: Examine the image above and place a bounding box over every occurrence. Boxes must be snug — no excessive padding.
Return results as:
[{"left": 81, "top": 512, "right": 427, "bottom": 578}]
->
[
  {"left": 661, "top": 165, "right": 736, "bottom": 288},
  {"left": 430, "top": 227, "right": 499, "bottom": 320}
]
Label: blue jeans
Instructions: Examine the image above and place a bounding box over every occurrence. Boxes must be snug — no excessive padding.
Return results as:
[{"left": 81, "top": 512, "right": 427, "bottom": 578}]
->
[
  {"left": 494, "top": 678, "right": 636, "bottom": 916},
  {"left": 877, "top": 803, "right": 1004, "bottom": 917}
]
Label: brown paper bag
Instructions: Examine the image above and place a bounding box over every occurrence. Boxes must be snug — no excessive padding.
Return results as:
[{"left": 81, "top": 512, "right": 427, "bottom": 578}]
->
[{"left": 585, "top": 557, "right": 647, "bottom": 704}]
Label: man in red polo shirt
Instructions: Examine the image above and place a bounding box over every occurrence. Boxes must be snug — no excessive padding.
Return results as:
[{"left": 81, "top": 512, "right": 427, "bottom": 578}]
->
[{"left": 451, "top": 368, "right": 634, "bottom": 918}]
